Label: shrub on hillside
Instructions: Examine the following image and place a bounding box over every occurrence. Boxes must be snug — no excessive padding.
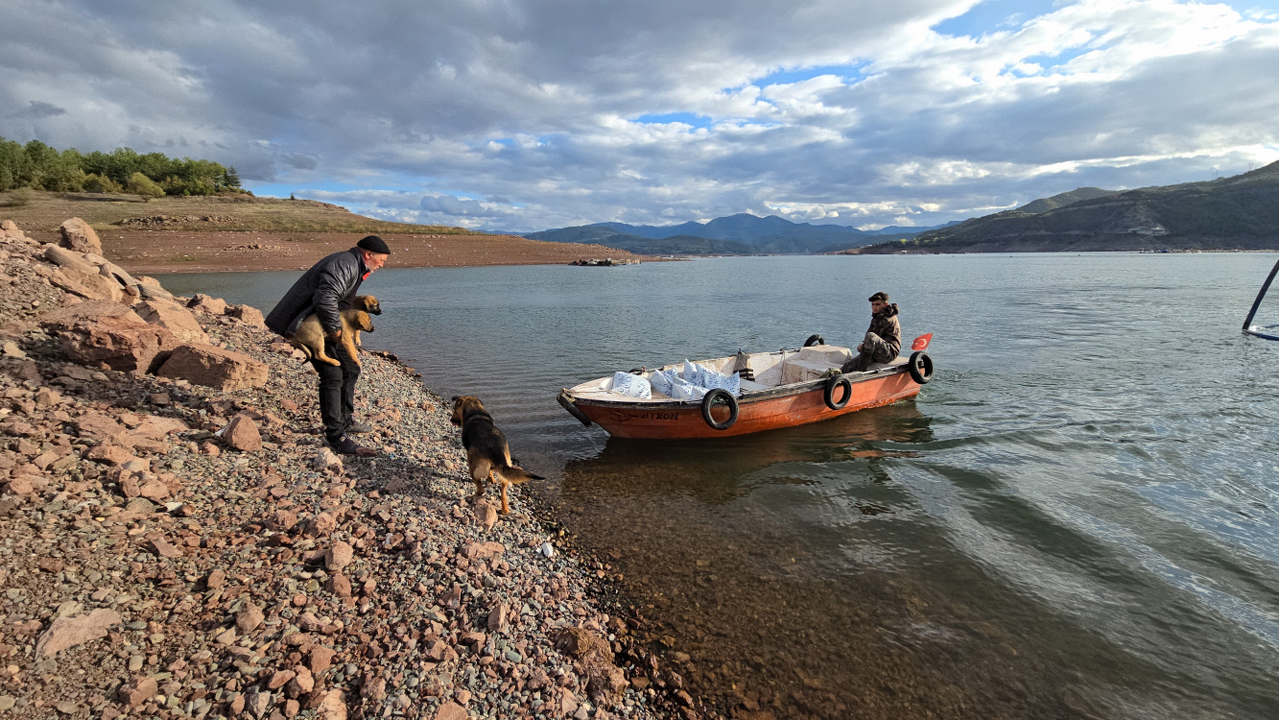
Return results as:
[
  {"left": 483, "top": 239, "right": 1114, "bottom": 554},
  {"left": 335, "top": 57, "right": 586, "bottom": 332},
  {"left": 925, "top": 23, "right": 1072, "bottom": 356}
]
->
[
  {"left": 127, "top": 172, "right": 165, "bottom": 202},
  {"left": 82, "top": 173, "right": 124, "bottom": 193}
]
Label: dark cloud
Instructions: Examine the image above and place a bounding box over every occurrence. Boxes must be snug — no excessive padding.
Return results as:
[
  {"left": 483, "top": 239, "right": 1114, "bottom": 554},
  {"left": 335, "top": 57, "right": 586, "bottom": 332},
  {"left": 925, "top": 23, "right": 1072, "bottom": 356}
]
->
[
  {"left": 0, "top": 0, "right": 1274, "bottom": 232},
  {"left": 8, "top": 101, "right": 65, "bottom": 119}
]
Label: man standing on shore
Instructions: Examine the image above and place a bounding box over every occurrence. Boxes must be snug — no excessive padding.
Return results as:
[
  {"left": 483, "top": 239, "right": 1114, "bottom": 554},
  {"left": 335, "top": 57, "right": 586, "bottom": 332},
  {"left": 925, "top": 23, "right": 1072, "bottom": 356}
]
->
[
  {"left": 266, "top": 235, "right": 390, "bottom": 457},
  {"left": 842, "top": 291, "right": 901, "bottom": 372}
]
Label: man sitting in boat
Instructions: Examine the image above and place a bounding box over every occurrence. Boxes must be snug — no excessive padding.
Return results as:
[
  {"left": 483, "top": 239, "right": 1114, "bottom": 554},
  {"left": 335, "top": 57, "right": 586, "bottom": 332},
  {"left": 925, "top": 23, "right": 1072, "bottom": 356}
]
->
[{"left": 841, "top": 291, "right": 901, "bottom": 372}]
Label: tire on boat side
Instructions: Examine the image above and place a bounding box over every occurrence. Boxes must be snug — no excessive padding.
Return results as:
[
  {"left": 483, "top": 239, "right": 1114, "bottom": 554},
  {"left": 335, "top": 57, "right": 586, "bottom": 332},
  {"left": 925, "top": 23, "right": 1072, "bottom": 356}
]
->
[
  {"left": 701, "top": 388, "right": 739, "bottom": 431},
  {"left": 804, "top": 334, "right": 825, "bottom": 347},
  {"left": 908, "top": 351, "right": 934, "bottom": 384},
  {"left": 557, "top": 390, "right": 592, "bottom": 427},
  {"left": 824, "top": 374, "right": 851, "bottom": 410}
]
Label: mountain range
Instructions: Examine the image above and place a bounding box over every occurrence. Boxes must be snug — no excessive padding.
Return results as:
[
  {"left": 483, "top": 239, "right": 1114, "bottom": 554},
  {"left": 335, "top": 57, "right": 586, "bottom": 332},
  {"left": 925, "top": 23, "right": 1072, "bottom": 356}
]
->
[
  {"left": 855, "top": 161, "right": 1279, "bottom": 253},
  {"left": 523, "top": 214, "right": 958, "bottom": 255}
]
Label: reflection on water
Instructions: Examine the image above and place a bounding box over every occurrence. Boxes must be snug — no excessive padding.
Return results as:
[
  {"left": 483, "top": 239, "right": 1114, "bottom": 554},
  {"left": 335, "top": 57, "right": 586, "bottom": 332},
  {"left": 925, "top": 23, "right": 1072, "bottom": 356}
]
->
[{"left": 160, "top": 254, "right": 1279, "bottom": 720}]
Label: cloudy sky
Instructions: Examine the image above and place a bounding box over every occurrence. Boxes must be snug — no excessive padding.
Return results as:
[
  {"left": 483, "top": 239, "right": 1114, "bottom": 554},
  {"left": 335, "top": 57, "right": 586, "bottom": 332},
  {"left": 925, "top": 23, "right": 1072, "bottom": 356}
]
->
[{"left": 3, "top": 0, "right": 1278, "bottom": 232}]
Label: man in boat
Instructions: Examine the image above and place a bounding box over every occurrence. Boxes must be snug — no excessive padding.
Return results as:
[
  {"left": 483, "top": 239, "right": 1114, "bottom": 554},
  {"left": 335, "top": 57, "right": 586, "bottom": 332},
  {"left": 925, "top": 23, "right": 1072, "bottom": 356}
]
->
[
  {"left": 265, "top": 235, "right": 390, "bottom": 457},
  {"left": 841, "top": 291, "right": 901, "bottom": 372}
]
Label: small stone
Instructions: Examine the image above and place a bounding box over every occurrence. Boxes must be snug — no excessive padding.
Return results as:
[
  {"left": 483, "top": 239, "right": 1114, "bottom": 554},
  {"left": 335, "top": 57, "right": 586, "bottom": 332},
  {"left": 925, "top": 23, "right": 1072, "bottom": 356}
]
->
[
  {"left": 35, "top": 608, "right": 121, "bottom": 658},
  {"left": 268, "top": 669, "right": 296, "bottom": 690},
  {"left": 304, "top": 512, "right": 337, "bottom": 537},
  {"left": 317, "top": 690, "right": 346, "bottom": 720},
  {"left": 245, "top": 688, "right": 271, "bottom": 718},
  {"left": 150, "top": 538, "right": 183, "bottom": 558},
  {"left": 0, "top": 696, "right": 13, "bottom": 712},
  {"left": 326, "top": 574, "right": 352, "bottom": 598},
  {"left": 222, "top": 414, "right": 262, "bottom": 452},
  {"left": 214, "top": 627, "right": 237, "bottom": 645},
  {"left": 237, "top": 602, "right": 264, "bottom": 633},
  {"left": 118, "top": 676, "right": 158, "bottom": 707},
  {"left": 268, "top": 509, "right": 298, "bottom": 531},
  {"left": 434, "top": 701, "right": 468, "bottom": 720},
  {"left": 1, "top": 342, "right": 25, "bottom": 359},
  {"left": 308, "top": 646, "right": 336, "bottom": 674},
  {"left": 325, "top": 541, "right": 353, "bottom": 571},
  {"left": 487, "top": 604, "right": 508, "bottom": 632},
  {"left": 206, "top": 569, "right": 226, "bottom": 589}
]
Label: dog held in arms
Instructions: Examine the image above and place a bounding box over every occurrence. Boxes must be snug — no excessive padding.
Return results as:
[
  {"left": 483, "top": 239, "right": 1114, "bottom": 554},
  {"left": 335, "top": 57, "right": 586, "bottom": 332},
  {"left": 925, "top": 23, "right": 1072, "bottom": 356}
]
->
[
  {"left": 290, "top": 295, "right": 382, "bottom": 368},
  {"left": 451, "top": 396, "right": 544, "bottom": 514}
]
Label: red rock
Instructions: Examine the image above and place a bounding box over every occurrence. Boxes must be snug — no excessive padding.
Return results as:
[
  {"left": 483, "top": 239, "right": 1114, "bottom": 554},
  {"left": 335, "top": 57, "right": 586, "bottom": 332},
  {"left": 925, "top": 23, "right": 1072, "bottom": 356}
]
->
[
  {"left": 317, "top": 690, "right": 346, "bottom": 720},
  {"left": 227, "top": 304, "right": 266, "bottom": 328},
  {"left": 35, "top": 608, "right": 120, "bottom": 658},
  {"left": 135, "top": 299, "right": 209, "bottom": 345},
  {"left": 487, "top": 604, "right": 508, "bottom": 632},
  {"left": 325, "top": 541, "right": 353, "bottom": 571},
  {"left": 75, "top": 412, "right": 127, "bottom": 442},
  {"left": 308, "top": 646, "right": 336, "bottom": 674},
  {"left": 463, "top": 542, "right": 505, "bottom": 559},
  {"left": 38, "top": 557, "right": 64, "bottom": 573},
  {"left": 132, "top": 415, "right": 188, "bottom": 437},
  {"left": 267, "top": 669, "right": 296, "bottom": 690},
  {"left": 59, "top": 218, "right": 102, "bottom": 255},
  {"left": 434, "top": 702, "right": 468, "bottom": 720},
  {"left": 117, "top": 676, "right": 157, "bottom": 707},
  {"left": 326, "top": 574, "right": 352, "bottom": 598},
  {"left": 139, "top": 479, "right": 170, "bottom": 501},
  {"left": 268, "top": 509, "right": 298, "bottom": 531},
  {"left": 237, "top": 602, "right": 265, "bottom": 633},
  {"left": 284, "top": 699, "right": 300, "bottom": 718},
  {"left": 201, "top": 441, "right": 220, "bottom": 457},
  {"left": 223, "top": 414, "right": 262, "bottom": 452},
  {"left": 187, "top": 294, "right": 228, "bottom": 315},
  {"left": 229, "top": 694, "right": 245, "bottom": 714},
  {"left": 304, "top": 512, "right": 337, "bottom": 537},
  {"left": 359, "top": 676, "right": 385, "bottom": 701},
  {"left": 473, "top": 501, "right": 498, "bottom": 531},
  {"left": 422, "top": 639, "right": 449, "bottom": 662},
  {"left": 86, "top": 443, "right": 133, "bottom": 466},
  {"left": 150, "top": 538, "right": 183, "bottom": 558},
  {"left": 286, "top": 666, "right": 314, "bottom": 697},
  {"left": 206, "top": 569, "right": 226, "bottom": 589},
  {"left": 157, "top": 344, "right": 268, "bottom": 391},
  {"left": 54, "top": 316, "right": 176, "bottom": 373}
]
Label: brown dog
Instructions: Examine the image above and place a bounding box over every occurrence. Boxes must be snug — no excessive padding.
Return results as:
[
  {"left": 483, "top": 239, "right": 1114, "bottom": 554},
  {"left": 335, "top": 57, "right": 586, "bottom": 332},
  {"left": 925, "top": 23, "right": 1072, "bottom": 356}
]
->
[
  {"left": 450, "top": 396, "right": 544, "bottom": 514},
  {"left": 291, "top": 308, "right": 376, "bottom": 367}
]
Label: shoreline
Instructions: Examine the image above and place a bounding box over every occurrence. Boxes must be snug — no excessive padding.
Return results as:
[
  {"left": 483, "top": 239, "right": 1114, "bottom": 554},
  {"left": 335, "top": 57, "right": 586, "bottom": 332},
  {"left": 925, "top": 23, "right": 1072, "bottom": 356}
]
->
[{"left": 0, "top": 219, "right": 697, "bottom": 720}]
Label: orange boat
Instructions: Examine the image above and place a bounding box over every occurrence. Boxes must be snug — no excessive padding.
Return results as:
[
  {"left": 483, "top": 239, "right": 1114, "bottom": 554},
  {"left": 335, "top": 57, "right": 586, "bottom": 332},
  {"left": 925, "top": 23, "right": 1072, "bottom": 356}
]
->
[{"left": 557, "top": 336, "right": 935, "bottom": 439}]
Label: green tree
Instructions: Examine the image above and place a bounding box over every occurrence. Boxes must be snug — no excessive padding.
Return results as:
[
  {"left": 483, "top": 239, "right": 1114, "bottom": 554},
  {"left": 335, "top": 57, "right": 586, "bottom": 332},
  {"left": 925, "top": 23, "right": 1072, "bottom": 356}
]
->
[
  {"left": 127, "top": 171, "right": 165, "bottom": 202},
  {"left": 82, "top": 173, "right": 123, "bottom": 193}
]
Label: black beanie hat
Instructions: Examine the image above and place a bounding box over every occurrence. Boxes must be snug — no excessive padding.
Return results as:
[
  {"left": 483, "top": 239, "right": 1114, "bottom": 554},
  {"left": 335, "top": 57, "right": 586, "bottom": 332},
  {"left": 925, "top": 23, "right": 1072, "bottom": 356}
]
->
[{"left": 357, "top": 235, "right": 391, "bottom": 254}]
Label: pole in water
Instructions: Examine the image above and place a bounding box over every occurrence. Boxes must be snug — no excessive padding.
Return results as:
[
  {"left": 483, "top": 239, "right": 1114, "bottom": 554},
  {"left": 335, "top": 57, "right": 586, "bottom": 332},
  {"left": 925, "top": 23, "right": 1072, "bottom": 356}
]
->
[{"left": 1242, "top": 258, "right": 1279, "bottom": 331}]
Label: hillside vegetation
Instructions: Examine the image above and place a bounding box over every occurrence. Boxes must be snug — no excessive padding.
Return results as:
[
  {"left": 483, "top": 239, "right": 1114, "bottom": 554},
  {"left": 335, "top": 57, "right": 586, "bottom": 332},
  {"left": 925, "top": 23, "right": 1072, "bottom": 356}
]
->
[
  {"left": 0, "top": 136, "right": 240, "bottom": 196},
  {"left": 856, "top": 161, "right": 1279, "bottom": 253}
]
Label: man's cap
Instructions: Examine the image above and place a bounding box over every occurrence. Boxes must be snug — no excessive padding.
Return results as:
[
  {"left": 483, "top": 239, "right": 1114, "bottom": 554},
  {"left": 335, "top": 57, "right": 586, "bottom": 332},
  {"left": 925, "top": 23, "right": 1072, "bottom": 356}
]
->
[
  {"left": 868, "top": 291, "right": 889, "bottom": 303},
  {"left": 357, "top": 235, "right": 391, "bottom": 255}
]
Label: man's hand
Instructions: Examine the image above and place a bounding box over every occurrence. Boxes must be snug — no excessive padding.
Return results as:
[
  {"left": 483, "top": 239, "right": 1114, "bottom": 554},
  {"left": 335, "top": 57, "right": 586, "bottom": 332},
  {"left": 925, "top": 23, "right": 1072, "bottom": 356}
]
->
[{"left": 325, "top": 329, "right": 341, "bottom": 342}]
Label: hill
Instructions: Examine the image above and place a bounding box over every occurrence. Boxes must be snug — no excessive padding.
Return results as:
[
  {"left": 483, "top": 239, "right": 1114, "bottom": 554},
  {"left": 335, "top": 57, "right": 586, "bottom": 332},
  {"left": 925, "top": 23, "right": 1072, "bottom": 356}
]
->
[
  {"left": 0, "top": 191, "right": 639, "bottom": 273},
  {"left": 1016, "top": 187, "right": 1115, "bottom": 214},
  {"left": 855, "top": 162, "right": 1279, "bottom": 254},
  {"left": 528, "top": 214, "right": 955, "bottom": 255}
]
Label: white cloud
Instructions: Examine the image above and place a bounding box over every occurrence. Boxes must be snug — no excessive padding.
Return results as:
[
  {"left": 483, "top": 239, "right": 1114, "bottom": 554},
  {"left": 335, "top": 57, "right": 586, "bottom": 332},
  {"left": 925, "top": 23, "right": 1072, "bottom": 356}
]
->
[{"left": 0, "top": 0, "right": 1276, "bottom": 232}]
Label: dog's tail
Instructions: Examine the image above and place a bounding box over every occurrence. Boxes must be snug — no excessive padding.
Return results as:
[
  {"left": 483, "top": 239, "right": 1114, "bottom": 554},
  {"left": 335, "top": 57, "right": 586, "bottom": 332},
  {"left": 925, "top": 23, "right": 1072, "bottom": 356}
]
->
[
  {"left": 494, "top": 464, "right": 544, "bottom": 485},
  {"left": 294, "top": 344, "right": 314, "bottom": 363}
]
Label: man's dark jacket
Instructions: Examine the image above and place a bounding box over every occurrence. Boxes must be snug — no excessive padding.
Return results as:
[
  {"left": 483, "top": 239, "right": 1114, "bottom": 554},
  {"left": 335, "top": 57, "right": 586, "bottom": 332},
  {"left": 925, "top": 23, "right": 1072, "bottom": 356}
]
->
[
  {"left": 866, "top": 303, "right": 902, "bottom": 358},
  {"left": 266, "top": 248, "right": 367, "bottom": 337}
]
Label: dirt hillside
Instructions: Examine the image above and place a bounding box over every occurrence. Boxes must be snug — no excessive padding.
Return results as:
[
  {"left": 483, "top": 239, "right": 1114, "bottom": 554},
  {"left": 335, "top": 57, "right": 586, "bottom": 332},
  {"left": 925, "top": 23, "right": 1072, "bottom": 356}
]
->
[{"left": 0, "top": 192, "right": 638, "bottom": 274}]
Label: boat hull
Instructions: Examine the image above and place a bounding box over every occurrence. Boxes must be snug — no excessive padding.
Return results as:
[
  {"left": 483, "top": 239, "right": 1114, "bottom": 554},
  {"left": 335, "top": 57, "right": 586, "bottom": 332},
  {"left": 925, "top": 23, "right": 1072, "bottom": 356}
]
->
[{"left": 567, "top": 367, "right": 921, "bottom": 439}]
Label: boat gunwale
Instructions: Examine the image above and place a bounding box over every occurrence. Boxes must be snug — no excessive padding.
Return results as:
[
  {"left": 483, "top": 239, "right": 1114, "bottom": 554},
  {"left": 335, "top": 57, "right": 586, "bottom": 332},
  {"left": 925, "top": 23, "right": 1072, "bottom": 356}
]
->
[{"left": 566, "top": 364, "right": 911, "bottom": 410}]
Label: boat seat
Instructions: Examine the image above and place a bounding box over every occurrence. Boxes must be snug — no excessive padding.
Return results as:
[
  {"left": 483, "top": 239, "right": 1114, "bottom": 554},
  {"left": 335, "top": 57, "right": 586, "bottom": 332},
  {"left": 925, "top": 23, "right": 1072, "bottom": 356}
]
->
[{"left": 864, "top": 357, "right": 909, "bottom": 372}]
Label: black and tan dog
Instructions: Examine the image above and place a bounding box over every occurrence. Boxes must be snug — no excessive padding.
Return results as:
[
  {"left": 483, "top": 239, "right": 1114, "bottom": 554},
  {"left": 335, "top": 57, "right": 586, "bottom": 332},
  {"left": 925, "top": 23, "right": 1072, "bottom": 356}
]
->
[
  {"left": 450, "top": 396, "right": 544, "bottom": 514},
  {"left": 291, "top": 295, "right": 381, "bottom": 367}
]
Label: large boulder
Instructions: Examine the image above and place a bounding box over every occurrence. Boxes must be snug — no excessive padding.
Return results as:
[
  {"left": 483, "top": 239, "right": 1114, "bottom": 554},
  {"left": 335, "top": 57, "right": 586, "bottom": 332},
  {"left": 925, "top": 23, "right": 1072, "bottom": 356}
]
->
[
  {"left": 59, "top": 218, "right": 103, "bottom": 255},
  {"left": 187, "top": 294, "right": 228, "bottom": 315},
  {"left": 42, "top": 245, "right": 123, "bottom": 302},
  {"left": 156, "top": 344, "right": 269, "bottom": 391},
  {"left": 40, "top": 300, "right": 146, "bottom": 328},
  {"left": 134, "top": 299, "right": 210, "bottom": 344},
  {"left": 54, "top": 316, "right": 177, "bottom": 374},
  {"left": 227, "top": 304, "right": 266, "bottom": 328},
  {"left": 1, "top": 220, "right": 29, "bottom": 242}
]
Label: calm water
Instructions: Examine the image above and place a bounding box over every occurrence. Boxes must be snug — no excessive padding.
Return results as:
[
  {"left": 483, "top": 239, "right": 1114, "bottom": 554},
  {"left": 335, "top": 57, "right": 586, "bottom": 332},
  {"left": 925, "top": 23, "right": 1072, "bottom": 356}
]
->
[{"left": 161, "top": 254, "right": 1279, "bottom": 719}]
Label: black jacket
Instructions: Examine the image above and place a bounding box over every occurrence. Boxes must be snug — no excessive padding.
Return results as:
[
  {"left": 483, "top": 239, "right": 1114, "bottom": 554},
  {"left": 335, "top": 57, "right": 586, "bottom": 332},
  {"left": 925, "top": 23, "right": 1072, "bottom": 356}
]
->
[{"left": 266, "top": 248, "right": 367, "bottom": 337}]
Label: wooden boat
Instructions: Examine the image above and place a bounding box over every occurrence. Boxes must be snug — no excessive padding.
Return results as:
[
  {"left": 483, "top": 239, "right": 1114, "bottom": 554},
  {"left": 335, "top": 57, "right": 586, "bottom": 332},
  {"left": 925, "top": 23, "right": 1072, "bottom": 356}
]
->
[{"left": 557, "top": 336, "right": 935, "bottom": 439}]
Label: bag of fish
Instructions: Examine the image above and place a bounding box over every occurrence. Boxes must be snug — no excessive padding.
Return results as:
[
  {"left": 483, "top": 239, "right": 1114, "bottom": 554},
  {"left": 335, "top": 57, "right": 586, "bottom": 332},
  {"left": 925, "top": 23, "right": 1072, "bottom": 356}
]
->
[{"left": 610, "top": 371, "right": 652, "bottom": 399}]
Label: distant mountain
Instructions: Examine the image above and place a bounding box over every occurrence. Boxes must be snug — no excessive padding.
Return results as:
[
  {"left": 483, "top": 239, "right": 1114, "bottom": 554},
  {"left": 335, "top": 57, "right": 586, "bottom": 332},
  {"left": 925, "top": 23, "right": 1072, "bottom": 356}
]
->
[
  {"left": 526, "top": 213, "right": 954, "bottom": 255},
  {"left": 1016, "top": 187, "right": 1115, "bottom": 214},
  {"left": 854, "top": 164, "right": 1279, "bottom": 254}
]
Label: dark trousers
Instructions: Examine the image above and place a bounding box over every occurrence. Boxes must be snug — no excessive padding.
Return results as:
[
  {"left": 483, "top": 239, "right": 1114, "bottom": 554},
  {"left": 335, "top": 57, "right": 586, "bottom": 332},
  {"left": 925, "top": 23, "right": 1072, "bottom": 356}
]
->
[
  {"left": 311, "top": 338, "right": 360, "bottom": 443},
  {"left": 842, "top": 332, "right": 896, "bottom": 373}
]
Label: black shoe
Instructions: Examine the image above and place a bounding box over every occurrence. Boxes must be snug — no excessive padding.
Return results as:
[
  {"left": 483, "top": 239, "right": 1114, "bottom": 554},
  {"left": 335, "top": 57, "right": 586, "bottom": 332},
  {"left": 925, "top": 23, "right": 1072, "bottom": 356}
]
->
[
  {"left": 329, "top": 436, "right": 376, "bottom": 457},
  {"left": 346, "top": 421, "right": 374, "bottom": 434}
]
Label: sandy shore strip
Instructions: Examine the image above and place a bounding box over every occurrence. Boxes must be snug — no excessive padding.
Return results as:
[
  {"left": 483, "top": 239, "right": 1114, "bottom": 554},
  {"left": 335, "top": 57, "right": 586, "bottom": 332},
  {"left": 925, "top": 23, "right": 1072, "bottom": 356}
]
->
[{"left": 0, "top": 221, "right": 698, "bottom": 720}]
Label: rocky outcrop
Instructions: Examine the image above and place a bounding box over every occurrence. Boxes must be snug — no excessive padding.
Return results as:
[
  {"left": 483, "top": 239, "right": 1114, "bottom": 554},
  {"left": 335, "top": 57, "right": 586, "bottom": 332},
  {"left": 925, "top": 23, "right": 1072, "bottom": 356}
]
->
[
  {"left": 156, "top": 344, "right": 269, "bottom": 390},
  {"left": 59, "top": 217, "right": 103, "bottom": 255},
  {"left": 41, "top": 304, "right": 178, "bottom": 374},
  {"left": 43, "top": 245, "right": 124, "bottom": 302},
  {"left": 134, "top": 298, "right": 210, "bottom": 344}
]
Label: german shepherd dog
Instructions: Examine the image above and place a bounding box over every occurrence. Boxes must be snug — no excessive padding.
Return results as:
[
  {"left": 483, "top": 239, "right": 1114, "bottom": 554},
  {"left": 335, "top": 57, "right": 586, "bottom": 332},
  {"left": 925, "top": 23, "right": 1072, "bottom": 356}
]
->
[
  {"left": 291, "top": 295, "right": 382, "bottom": 368},
  {"left": 450, "top": 396, "right": 544, "bottom": 514}
]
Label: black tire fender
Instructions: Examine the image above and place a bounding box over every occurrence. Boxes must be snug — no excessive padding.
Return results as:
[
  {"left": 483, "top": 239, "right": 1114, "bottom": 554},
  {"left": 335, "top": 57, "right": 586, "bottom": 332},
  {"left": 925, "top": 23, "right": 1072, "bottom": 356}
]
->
[
  {"left": 908, "top": 351, "right": 934, "bottom": 384},
  {"left": 701, "top": 389, "right": 739, "bottom": 431},
  {"left": 824, "top": 374, "right": 852, "bottom": 410},
  {"left": 557, "top": 390, "right": 592, "bottom": 427},
  {"left": 803, "top": 334, "right": 825, "bottom": 347}
]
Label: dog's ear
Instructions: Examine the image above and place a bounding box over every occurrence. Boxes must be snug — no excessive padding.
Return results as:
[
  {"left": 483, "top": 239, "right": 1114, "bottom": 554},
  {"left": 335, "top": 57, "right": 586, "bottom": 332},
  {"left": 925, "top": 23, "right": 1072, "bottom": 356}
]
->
[{"left": 450, "top": 395, "right": 460, "bottom": 403}]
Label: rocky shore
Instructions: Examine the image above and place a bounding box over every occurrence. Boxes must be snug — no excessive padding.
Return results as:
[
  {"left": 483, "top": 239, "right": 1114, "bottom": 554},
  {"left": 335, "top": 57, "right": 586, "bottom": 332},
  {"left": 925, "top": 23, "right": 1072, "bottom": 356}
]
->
[{"left": 0, "top": 218, "right": 666, "bottom": 720}]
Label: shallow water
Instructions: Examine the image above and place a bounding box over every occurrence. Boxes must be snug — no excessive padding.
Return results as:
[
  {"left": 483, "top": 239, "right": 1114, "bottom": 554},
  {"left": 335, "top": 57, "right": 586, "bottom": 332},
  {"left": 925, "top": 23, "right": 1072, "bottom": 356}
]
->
[{"left": 161, "top": 253, "right": 1279, "bottom": 719}]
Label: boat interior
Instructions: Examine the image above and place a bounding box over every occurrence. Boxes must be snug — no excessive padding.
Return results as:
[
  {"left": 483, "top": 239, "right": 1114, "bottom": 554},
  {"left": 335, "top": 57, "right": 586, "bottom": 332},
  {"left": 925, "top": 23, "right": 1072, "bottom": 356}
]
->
[{"left": 569, "top": 345, "right": 910, "bottom": 402}]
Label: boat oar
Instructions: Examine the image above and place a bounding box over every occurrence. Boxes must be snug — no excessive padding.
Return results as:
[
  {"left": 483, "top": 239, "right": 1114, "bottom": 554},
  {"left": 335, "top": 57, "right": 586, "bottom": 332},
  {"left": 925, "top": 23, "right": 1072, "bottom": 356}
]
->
[{"left": 1242, "top": 258, "right": 1279, "bottom": 331}]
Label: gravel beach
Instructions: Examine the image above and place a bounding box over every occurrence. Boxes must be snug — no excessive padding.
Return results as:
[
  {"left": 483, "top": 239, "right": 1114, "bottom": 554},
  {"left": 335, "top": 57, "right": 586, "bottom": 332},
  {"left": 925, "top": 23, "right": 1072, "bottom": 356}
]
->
[{"left": 0, "top": 220, "right": 692, "bottom": 720}]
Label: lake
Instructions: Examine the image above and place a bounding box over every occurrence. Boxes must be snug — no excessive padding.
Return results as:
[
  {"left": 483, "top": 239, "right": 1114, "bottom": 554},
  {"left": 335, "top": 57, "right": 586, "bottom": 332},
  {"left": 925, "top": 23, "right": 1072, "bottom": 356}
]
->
[{"left": 160, "top": 253, "right": 1279, "bottom": 719}]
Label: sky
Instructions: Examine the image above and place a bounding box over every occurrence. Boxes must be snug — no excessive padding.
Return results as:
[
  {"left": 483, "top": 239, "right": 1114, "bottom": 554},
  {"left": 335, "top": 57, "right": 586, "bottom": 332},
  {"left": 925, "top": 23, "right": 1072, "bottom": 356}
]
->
[{"left": 2, "top": 0, "right": 1278, "bottom": 233}]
